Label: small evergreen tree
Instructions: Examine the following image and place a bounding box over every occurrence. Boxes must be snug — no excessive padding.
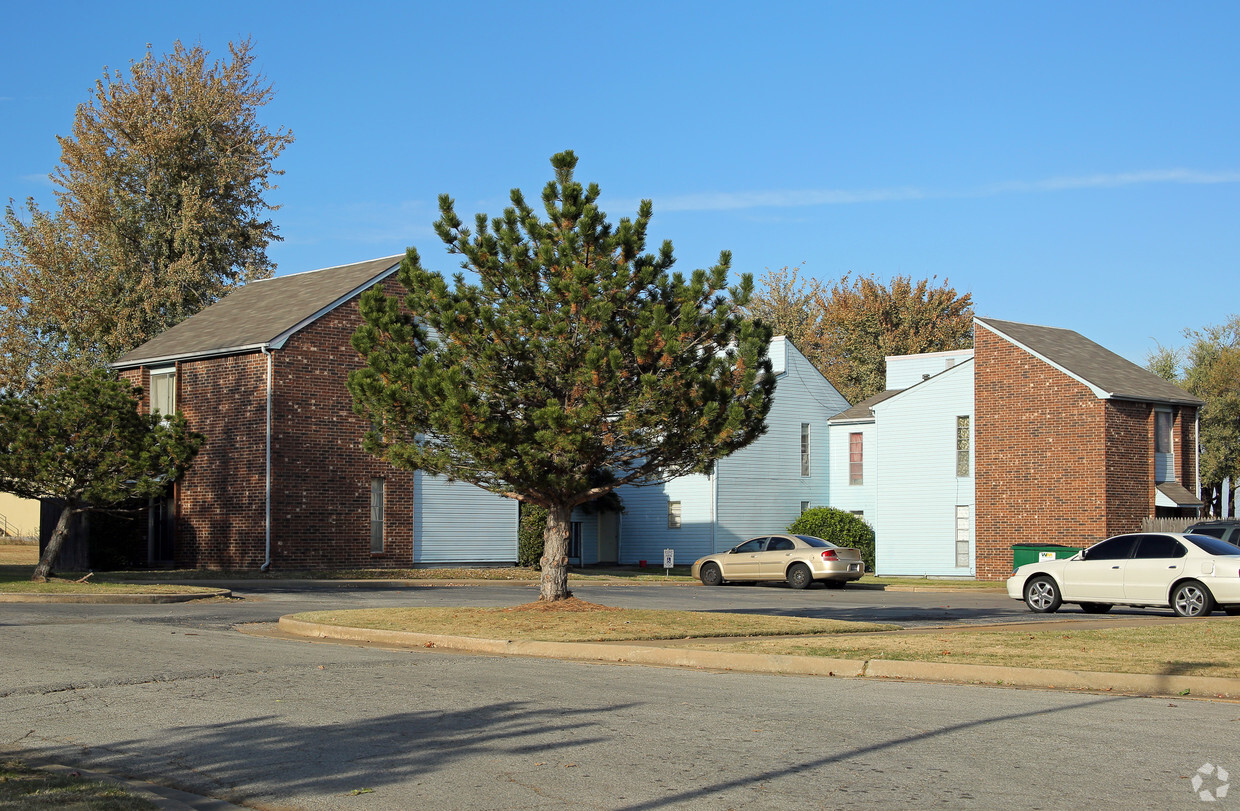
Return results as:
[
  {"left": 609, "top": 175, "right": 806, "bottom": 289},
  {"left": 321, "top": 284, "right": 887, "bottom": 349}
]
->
[
  {"left": 788, "top": 507, "right": 876, "bottom": 572},
  {"left": 0, "top": 369, "right": 203, "bottom": 580},
  {"left": 350, "top": 152, "right": 774, "bottom": 601}
]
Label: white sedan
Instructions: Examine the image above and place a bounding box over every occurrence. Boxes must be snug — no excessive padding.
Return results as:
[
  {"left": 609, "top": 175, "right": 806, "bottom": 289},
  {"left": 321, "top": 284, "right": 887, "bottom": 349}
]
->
[{"left": 1007, "top": 532, "right": 1240, "bottom": 617}]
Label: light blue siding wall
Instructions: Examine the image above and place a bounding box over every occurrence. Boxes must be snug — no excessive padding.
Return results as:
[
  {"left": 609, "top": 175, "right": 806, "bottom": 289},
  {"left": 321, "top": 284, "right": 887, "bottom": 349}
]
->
[
  {"left": 714, "top": 339, "right": 847, "bottom": 551},
  {"left": 827, "top": 421, "right": 877, "bottom": 520},
  {"left": 413, "top": 472, "right": 518, "bottom": 563},
  {"left": 885, "top": 350, "right": 975, "bottom": 389},
  {"left": 872, "top": 360, "right": 974, "bottom": 576},
  {"left": 616, "top": 475, "right": 713, "bottom": 564}
]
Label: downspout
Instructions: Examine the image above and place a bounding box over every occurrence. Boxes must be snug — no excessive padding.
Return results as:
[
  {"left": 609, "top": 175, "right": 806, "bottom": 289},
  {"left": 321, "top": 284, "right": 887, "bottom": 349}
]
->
[
  {"left": 260, "top": 347, "right": 273, "bottom": 571},
  {"left": 711, "top": 461, "right": 718, "bottom": 552},
  {"left": 1195, "top": 412, "right": 1201, "bottom": 514}
]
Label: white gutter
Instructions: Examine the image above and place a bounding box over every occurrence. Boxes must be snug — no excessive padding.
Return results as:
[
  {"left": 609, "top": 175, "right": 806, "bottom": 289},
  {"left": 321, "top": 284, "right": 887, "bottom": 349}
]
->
[
  {"left": 711, "top": 461, "right": 718, "bottom": 552},
  {"left": 1195, "top": 412, "right": 1202, "bottom": 512},
  {"left": 260, "top": 347, "right": 273, "bottom": 571}
]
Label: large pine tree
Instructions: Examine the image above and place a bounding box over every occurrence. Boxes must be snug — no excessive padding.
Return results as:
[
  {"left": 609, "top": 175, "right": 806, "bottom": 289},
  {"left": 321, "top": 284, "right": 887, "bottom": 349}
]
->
[{"left": 349, "top": 152, "right": 775, "bottom": 601}]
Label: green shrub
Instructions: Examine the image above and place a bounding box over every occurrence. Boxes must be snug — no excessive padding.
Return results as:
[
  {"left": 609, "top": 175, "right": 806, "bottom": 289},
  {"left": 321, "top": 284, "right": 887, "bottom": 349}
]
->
[
  {"left": 788, "top": 507, "right": 875, "bottom": 572},
  {"left": 517, "top": 504, "right": 548, "bottom": 568}
]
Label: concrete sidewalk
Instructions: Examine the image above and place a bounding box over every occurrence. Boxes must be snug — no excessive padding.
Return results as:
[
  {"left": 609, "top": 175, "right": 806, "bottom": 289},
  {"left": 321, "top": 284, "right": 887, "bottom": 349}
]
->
[{"left": 277, "top": 614, "right": 1240, "bottom": 702}]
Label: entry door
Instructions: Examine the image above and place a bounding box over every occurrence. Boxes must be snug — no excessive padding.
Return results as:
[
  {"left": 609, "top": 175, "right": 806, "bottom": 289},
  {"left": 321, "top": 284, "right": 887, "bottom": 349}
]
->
[{"left": 597, "top": 513, "right": 619, "bottom": 564}]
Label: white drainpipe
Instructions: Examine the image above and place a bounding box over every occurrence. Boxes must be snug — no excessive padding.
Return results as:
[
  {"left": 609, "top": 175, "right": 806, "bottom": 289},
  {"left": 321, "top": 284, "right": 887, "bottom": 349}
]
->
[{"left": 260, "top": 347, "right": 273, "bottom": 571}]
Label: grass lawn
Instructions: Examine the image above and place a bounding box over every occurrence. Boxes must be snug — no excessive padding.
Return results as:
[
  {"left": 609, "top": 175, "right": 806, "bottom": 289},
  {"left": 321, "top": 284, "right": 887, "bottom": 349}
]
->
[
  {"left": 292, "top": 599, "right": 897, "bottom": 642},
  {"left": 682, "top": 619, "right": 1240, "bottom": 679},
  {"left": 0, "top": 562, "right": 223, "bottom": 595},
  {"left": 0, "top": 757, "right": 156, "bottom": 810},
  {"left": 0, "top": 542, "right": 38, "bottom": 566}
]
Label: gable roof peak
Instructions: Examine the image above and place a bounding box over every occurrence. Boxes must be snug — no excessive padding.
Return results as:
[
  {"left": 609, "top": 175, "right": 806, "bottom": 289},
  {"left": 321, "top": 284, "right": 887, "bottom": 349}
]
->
[
  {"left": 113, "top": 254, "right": 404, "bottom": 368},
  {"left": 974, "top": 316, "right": 1202, "bottom": 407}
]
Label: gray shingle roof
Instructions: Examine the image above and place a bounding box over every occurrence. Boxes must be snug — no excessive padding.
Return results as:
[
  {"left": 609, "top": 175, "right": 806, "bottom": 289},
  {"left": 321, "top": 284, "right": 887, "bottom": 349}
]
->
[
  {"left": 975, "top": 317, "right": 1203, "bottom": 407},
  {"left": 829, "top": 389, "right": 904, "bottom": 422},
  {"left": 113, "top": 255, "right": 403, "bottom": 368}
]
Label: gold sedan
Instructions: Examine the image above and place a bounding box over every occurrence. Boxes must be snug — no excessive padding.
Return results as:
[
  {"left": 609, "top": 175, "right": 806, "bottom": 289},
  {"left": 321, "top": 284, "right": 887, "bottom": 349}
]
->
[{"left": 691, "top": 534, "right": 866, "bottom": 589}]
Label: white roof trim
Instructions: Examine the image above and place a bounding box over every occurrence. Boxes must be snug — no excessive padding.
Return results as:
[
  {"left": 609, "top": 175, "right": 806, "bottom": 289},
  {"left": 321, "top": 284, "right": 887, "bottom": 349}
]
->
[
  {"left": 113, "top": 344, "right": 273, "bottom": 369},
  {"left": 974, "top": 318, "right": 1110, "bottom": 400},
  {"left": 268, "top": 263, "right": 401, "bottom": 350}
]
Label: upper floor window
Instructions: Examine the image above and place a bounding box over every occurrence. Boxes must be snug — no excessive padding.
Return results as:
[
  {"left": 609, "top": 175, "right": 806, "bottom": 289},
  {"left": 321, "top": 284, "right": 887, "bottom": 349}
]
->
[
  {"left": 800, "top": 423, "right": 811, "bottom": 476},
  {"left": 849, "top": 432, "right": 863, "bottom": 485},
  {"left": 956, "top": 416, "right": 970, "bottom": 477},
  {"left": 1155, "top": 410, "right": 1173, "bottom": 454},
  {"left": 149, "top": 368, "right": 176, "bottom": 417}
]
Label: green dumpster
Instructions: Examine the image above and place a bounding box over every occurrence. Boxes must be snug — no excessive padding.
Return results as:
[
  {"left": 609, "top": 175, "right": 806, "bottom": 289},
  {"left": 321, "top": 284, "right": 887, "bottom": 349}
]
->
[{"left": 1011, "top": 543, "right": 1082, "bottom": 569}]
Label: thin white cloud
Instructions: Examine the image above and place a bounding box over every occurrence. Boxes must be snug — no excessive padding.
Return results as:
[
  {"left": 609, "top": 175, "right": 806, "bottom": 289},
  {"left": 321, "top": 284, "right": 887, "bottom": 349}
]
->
[
  {"left": 19, "top": 173, "right": 53, "bottom": 186},
  {"left": 640, "top": 169, "right": 1240, "bottom": 213}
]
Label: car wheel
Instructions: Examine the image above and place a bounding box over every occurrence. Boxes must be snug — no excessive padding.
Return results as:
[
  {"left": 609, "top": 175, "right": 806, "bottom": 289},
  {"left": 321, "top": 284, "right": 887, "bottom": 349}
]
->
[
  {"left": 1079, "top": 602, "right": 1113, "bottom": 614},
  {"left": 1023, "top": 576, "right": 1062, "bottom": 613},
  {"left": 787, "top": 563, "right": 813, "bottom": 590},
  {"left": 1171, "top": 581, "right": 1215, "bottom": 617},
  {"left": 699, "top": 563, "right": 723, "bottom": 587}
]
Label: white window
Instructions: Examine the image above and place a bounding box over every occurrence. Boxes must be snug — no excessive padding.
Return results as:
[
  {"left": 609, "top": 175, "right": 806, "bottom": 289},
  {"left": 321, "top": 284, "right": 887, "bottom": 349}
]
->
[
  {"left": 956, "top": 416, "right": 970, "bottom": 478},
  {"left": 955, "top": 505, "right": 970, "bottom": 568},
  {"left": 800, "top": 423, "right": 811, "bottom": 476},
  {"left": 800, "top": 501, "right": 810, "bottom": 514},
  {"left": 370, "top": 477, "right": 385, "bottom": 553},
  {"left": 849, "top": 432, "right": 863, "bottom": 485},
  {"left": 1154, "top": 409, "right": 1174, "bottom": 483},
  {"left": 149, "top": 368, "right": 176, "bottom": 417},
  {"left": 667, "top": 501, "right": 682, "bottom": 529}
]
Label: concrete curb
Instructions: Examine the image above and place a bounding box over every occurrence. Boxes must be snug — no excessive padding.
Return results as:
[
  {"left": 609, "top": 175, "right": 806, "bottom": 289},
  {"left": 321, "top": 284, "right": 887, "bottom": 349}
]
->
[
  {"left": 278, "top": 616, "right": 1240, "bottom": 700},
  {"left": 0, "top": 588, "right": 231, "bottom": 604}
]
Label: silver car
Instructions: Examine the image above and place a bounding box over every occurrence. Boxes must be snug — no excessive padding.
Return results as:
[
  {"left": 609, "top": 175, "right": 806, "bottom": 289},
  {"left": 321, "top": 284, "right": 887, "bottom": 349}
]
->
[{"left": 691, "top": 534, "right": 866, "bottom": 589}]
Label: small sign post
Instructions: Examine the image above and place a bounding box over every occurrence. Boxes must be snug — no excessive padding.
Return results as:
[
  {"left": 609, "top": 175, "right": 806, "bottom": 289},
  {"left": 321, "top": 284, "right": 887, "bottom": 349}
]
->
[{"left": 663, "top": 548, "right": 675, "bottom": 578}]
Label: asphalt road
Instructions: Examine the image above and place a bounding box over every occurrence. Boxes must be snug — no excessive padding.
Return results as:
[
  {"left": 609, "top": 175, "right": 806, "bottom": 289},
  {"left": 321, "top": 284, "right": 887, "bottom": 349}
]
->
[{"left": 1, "top": 582, "right": 1233, "bottom": 809}]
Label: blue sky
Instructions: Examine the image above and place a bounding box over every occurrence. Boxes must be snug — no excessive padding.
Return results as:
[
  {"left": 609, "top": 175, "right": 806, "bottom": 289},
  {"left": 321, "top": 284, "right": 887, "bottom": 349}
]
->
[{"left": 2, "top": 1, "right": 1236, "bottom": 366}]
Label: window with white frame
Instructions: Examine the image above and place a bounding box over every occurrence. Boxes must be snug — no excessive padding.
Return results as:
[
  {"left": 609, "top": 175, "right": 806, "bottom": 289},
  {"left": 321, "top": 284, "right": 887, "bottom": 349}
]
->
[
  {"left": 800, "top": 501, "right": 810, "bottom": 514},
  {"left": 1154, "top": 409, "right": 1174, "bottom": 482},
  {"left": 149, "top": 368, "right": 176, "bottom": 417},
  {"left": 956, "top": 416, "right": 970, "bottom": 477},
  {"left": 667, "top": 500, "right": 681, "bottom": 529},
  {"left": 800, "top": 423, "right": 811, "bottom": 476},
  {"left": 955, "top": 505, "right": 970, "bottom": 568},
  {"left": 370, "top": 477, "right": 385, "bottom": 553},
  {"left": 849, "top": 432, "right": 863, "bottom": 485}
]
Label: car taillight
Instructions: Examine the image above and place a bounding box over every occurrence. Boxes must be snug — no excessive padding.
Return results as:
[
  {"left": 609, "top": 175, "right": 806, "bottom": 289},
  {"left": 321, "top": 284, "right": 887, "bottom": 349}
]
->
[{"left": 821, "top": 550, "right": 838, "bottom": 561}]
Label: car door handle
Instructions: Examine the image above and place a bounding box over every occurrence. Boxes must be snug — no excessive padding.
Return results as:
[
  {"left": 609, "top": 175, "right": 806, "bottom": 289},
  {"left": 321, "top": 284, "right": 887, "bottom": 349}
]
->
[{"left": 1112, "top": 565, "right": 1120, "bottom": 569}]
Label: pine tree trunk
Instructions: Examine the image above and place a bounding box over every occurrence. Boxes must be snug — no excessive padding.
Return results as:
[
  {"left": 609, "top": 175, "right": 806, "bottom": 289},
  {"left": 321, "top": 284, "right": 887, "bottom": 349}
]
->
[
  {"left": 538, "top": 502, "right": 573, "bottom": 602},
  {"left": 32, "top": 503, "right": 75, "bottom": 582}
]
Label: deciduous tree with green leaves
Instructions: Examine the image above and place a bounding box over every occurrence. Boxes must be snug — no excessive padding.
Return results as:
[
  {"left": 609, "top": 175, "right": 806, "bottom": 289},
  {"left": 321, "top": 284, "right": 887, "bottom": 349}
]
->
[
  {"left": 349, "top": 152, "right": 775, "bottom": 601},
  {"left": 1, "top": 39, "right": 292, "bottom": 390},
  {"left": 748, "top": 271, "right": 973, "bottom": 403},
  {"left": 0, "top": 369, "right": 202, "bottom": 581},
  {"left": 813, "top": 275, "right": 974, "bottom": 403}
]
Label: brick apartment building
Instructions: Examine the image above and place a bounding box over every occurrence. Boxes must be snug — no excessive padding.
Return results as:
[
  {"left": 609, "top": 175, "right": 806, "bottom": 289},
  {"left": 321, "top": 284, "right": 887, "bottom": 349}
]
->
[
  {"left": 86, "top": 256, "right": 1203, "bottom": 578},
  {"left": 972, "top": 317, "right": 1203, "bottom": 578}
]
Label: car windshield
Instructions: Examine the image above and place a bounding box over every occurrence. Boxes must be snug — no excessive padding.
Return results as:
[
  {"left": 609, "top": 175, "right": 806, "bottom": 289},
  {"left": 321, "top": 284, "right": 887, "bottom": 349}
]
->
[
  {"left": 1185, "top": 535, "right": 1240, "bottom": 556},
  {"left": 795, "top": 535, "right": 836, "bottom": 548}
]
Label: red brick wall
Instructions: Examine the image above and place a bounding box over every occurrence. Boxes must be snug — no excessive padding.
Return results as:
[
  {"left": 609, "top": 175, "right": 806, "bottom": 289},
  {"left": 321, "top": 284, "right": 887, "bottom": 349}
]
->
[
  {"left": 1103, "top": 399, "right": 1154, "bottom": 537},
  {"left": 121, "top": 276, "right": 416, "bottom": 570},
  {"left": 174, "top": 354, "right": 269, "bottom": 567},
  {"left": 974, "top": 327, "right": 1110, "bottom": 579},
  {"left": 269, "top": 283, "right": 414, "bottom": 568}
]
